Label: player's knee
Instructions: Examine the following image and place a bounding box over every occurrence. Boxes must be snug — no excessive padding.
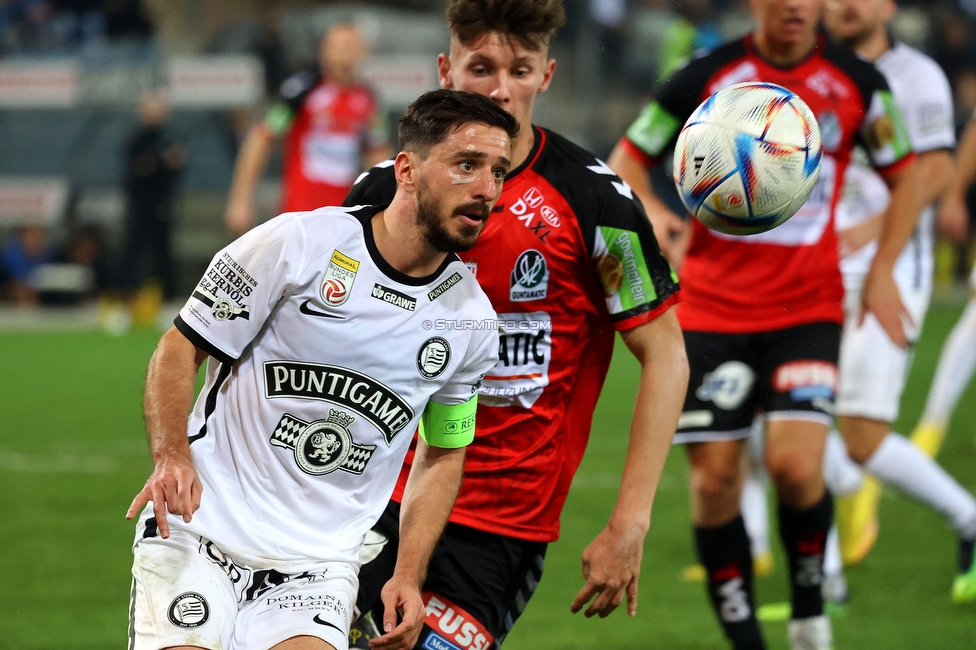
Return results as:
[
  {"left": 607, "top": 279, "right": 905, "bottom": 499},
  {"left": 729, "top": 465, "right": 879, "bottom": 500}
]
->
[
  {"left": 691, "top": 461, "right": 740, "bottom": 503},
  {"left": 767, "top": 453, "right": 820, "bottom": 497}
]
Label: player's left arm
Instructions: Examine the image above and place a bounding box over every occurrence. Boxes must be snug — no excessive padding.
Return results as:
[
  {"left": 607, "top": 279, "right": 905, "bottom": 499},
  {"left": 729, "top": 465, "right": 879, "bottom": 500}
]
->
[
  {"left": 859, "top": 80, "right": 924, "bottom": 348},
  {"left": 571, "top": 306, "right": 687, "bottom": 618}
]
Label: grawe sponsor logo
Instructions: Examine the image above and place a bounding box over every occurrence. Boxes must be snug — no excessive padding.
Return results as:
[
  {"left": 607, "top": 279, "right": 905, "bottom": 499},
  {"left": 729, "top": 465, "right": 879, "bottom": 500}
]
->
[{"left": 371, "top": 283, "right": 417, "bottom": 311}]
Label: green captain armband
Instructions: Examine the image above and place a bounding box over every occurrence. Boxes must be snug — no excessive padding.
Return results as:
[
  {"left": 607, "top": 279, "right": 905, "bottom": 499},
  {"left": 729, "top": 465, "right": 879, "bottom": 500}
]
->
[
  {"left": 265, "top": 103, "right": 295, "bottom": 135},
  {"left": 419, "top": 396, "right": 478, "bottom": 449}
]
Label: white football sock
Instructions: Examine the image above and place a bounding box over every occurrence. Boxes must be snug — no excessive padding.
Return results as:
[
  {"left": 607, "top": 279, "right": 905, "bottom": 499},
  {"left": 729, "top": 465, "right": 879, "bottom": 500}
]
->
[
  {"left": 865, "top": 433, "right": 976, "bottom": 540},
  {"left": 823, "top": 429, "right": 863, "bottom": 496},
  {"left": 920, "top": 298, "right": 976, "bottom": 428},
  {"left": 741, "top": 465, "right": 771, "bottom": 556},
  {"left": 823, "top": 524, "right": 843, "bottom": 579}
]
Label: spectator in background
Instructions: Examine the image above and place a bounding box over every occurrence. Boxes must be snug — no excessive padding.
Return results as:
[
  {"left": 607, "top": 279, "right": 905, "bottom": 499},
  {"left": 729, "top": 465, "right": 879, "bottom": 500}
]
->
[
  {"left": 116, "top": 89, "right": 186, "bottom": 304},
  {"left": 224, "top": 22, "right": 392, "bottom": 236},
  {"left": 0, "top": 224, "right": 56, "bottom": 305},
  {"left": 100, "top": 0, "right": 151, "bottom": 41}
]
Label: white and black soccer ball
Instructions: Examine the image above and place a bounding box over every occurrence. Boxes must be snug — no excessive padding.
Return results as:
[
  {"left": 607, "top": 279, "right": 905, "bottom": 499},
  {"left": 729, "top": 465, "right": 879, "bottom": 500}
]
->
[{"left": 672, "top": 82, "right": 822, "bottom": 236}]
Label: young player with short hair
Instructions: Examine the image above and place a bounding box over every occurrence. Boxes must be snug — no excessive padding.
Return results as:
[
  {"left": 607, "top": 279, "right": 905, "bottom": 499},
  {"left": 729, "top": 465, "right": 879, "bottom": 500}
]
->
[
  {"left": 125, "top": 89, "right": 517, "bottom": 650},
  {"left": 346, "top": 2, "right": 688, "bottom": 648},
  {"left": 608, "top": 0, "right": 923, "bottom": 647}
]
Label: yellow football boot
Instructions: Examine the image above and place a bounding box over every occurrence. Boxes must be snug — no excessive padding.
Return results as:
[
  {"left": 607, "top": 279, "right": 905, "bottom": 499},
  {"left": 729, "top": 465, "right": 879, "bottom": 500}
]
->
[{"left": 837, "top": 475, "right": 881, "bottom": 566}]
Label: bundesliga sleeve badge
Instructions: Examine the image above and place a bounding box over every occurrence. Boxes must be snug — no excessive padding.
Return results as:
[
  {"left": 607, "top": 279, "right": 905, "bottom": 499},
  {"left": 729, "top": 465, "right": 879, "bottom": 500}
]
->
[{"left": 320, "top": 249, "right": 360, "bottom": 307}]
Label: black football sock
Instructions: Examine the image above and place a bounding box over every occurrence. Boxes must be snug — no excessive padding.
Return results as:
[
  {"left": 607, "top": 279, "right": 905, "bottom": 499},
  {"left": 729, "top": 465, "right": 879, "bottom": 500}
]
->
[
  {"left": 694, "top": 516, "right": 766, "bottom": 650},
  {"left": 778, "top": 491, "right": 832, "bottom": 619}
]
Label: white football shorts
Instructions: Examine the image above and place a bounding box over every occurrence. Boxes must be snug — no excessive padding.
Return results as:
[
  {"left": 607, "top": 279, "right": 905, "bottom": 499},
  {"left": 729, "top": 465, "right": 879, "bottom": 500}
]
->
[
  {"left": 836, "top": 282, "right": 930, "bottom": 423},
  {"left": 129, "top": 512, "right": 357, "bottom": 650}
]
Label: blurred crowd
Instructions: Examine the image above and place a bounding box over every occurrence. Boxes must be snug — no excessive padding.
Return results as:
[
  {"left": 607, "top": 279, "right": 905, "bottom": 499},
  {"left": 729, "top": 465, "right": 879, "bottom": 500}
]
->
[{"left": 7, "top": 0, "right": 976, "bottom": 310}]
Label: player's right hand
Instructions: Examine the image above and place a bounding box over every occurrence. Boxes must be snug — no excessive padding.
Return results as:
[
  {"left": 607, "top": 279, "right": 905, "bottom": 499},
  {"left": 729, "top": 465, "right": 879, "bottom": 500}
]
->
[
  {"left": 125, "top": 456, "right": 202, "bottom": 539},
  {"left": 369, "top": 576, "right": 426, "bottom": 650},
  {"left": 650, "top": 209, "right": 691, "bottom": 270},
  {"left": 225, "top": 198, "right": 255, "bottom": 237}
]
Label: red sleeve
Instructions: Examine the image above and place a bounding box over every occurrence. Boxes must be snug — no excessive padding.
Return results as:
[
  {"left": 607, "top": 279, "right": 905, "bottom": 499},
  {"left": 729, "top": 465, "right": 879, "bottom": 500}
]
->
[
  {"left": 618, "top": 136, "right": 660, "bottom": 169},
  {"left": 614, "top": 292, "right": 680, "bottom": 332},
  {"left": 875, "top": 151, "right": 916, "bottom": 180}
]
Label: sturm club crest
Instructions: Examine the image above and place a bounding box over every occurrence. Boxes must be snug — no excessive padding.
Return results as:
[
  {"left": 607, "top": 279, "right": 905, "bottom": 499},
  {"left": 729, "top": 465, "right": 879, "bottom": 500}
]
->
[
  {"left": 320, "top": 249, "right": 360, "bottom": 307},
  {"left": 168, "top": 592, "right": 210, "bottom": 628},
  {"left": 270, "top": 409, "right": 376, "bottom": 476},
  {"left": 417, "top": 337, "right": 451, "bottom": 380},
  {"left": 510, "top": 250, "right": 549, "bottom": 302}
]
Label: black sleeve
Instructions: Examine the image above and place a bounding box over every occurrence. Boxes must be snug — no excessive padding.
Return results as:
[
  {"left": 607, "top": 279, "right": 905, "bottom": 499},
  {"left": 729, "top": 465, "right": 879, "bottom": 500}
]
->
[
  {"left": 343, "top": 162, "right": 397, "bottom": 207},
  {"left": 277, "top": 70, "right": 319, "bottom": 114}
]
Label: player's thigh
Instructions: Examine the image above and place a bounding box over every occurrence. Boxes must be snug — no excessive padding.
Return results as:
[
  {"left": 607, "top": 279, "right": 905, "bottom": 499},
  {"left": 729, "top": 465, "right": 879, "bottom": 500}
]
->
[
  {"left": 673, "top": 330, "right": 758, "bottom": 445},
  {"left": 757, "top": 321, "right": 840, "bottom": 429},
  {"left": 420, "top": 523, "right": 546, "bottom": 650},
  {"left": 836, "top": 287, "right": 928, "bottom": 424},
  {"left": 765, "top": 418, "right": 828, "bottom": 508},
  {"left": 130, "top": 522, "right": 237, "bottom": 650},
  {"left": 233, "top": 563, "right": 357, "bottom": 650}
]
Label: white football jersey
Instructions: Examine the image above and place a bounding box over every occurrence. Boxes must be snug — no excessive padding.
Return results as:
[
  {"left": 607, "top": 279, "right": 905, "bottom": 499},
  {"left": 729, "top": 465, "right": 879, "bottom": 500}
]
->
[
  {"left": 837, "top": 42, "right": 955, "bottom": 294},
  {"left": 164, "top": 205, "right": 498, "bottom": 571}
]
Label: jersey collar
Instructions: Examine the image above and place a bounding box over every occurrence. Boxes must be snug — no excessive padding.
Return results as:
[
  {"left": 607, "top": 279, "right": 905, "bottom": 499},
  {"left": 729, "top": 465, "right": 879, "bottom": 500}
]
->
[
  {"left": 354, "top": 205, "right": 462, "bottom": 287},
  {"left": 505, "top": 125, "right": 546, "bottom": 181}
]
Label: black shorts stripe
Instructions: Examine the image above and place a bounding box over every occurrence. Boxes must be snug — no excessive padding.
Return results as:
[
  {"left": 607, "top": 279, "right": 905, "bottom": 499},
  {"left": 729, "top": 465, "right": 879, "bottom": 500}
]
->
[
  {"left": 128, "top": 577, "right": 136, "bottom": 650},
  {"left": 188, "top": 362, "right": 233, "bottom": 445}
]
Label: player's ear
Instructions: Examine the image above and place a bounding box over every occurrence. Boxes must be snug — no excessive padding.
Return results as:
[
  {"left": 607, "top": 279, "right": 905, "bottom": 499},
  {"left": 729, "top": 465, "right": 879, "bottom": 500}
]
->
[
  {"left": 538, "top": 57, "right": 557, "bottom": 95},
  {"left": 393, "top": 151, "right": 419, "bottom": 193},
  {"left": 437, "top": 52, "right": 453, "bottom": 90}
]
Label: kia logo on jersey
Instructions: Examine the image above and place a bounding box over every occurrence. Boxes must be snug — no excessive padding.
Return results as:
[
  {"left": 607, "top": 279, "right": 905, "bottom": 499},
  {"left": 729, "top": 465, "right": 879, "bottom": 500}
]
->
[{"left": 510, "top": 250, "right": 549, "bottom": 302}]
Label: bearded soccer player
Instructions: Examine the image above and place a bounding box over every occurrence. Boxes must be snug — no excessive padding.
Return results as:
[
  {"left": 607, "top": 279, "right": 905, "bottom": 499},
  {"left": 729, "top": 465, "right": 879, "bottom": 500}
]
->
[
  {"left": 608, "top": 0, "right": 924, "bottom": 647},
  {"left": 345, "top": 2, "right": 687, "bottom": 649},
  {"left": 225, "top": 23, "right": 393, "bottom": 236},
  {"left": 125, "top": 90, "right": 517, "bottom": 650}
]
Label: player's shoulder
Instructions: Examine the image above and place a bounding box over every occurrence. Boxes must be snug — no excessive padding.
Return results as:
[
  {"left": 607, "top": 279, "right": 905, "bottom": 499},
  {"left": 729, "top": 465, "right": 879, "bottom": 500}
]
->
[
  {"left": 883, "top": 42, "right": 949, "bottom": 86},
  {"left": 345, "top": 159, "right": 396, "bottom": 207},
  {"left": 278, "top": 69, "right": 321, "bottom": 102},
  {"left": 533, "top": 127, "right": 636, "bottom": 206},
  {"left": 820, "top": 38, "right": 888, "bottom": 95}
]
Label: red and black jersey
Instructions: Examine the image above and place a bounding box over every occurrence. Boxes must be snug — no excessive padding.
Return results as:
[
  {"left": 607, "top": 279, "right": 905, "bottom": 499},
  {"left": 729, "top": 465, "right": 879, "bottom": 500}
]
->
[
  {"left": 266, "top": 71, "right": 388, "bottom": 213},
  {"left": 620, "top": 33, "right": 915, "bottom": 333},
  {"left": 345, "top": 126, "right": 680, "bottom": 542}
]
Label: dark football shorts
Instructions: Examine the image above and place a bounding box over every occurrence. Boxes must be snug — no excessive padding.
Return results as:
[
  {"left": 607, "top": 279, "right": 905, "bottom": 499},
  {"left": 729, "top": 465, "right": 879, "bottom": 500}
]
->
[
  {"left": 673, "top": 321, "right": 841, "bottom": 444},
  {"left": 356, "top": 501, "right": 547, "bottom": 650}
]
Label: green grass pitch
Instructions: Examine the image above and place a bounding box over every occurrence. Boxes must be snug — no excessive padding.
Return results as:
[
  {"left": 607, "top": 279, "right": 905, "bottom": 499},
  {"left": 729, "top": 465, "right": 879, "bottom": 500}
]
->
[{"left": 1, "top": 304, "right": 975, "bottom": 648}]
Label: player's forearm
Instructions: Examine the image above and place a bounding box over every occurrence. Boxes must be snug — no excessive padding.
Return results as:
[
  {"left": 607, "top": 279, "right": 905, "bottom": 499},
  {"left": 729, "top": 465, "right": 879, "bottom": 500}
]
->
[
  {"left": 611, "top": 309, "right": 688, "bottom": 532},
  {"left": 917, "top": 150, "right": 954, "bottom": 207},
  {"left": 144, "top": 327, "right": 205, "bottom": 464},
  {"left": 228, "top": 125, "right": 274, "bottom": 206},
  {"left": 874, "top": 161, "right": 924, "bottom": 268},
  {"left": 948, "top": 119, "right": 976, "bottom": 197},
  {"left": 394, "top": 443, "right": 465, "bottom": 586}
]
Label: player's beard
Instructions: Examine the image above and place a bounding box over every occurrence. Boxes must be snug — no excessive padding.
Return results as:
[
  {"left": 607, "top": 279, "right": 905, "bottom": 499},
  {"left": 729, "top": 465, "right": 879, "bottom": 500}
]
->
[{"left": 416, "top": 181, "right": 488, "bottom": 253}]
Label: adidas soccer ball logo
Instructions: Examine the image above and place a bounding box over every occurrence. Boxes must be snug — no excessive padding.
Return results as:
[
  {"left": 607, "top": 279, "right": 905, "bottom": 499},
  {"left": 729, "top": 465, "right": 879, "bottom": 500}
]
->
[{"left": 673, "top": 82, "right": 823, "bottom": 236}]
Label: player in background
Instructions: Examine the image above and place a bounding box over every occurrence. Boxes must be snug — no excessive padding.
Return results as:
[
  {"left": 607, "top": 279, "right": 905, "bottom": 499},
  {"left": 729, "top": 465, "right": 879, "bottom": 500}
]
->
[
  {"left": 345, "top": 2, "right": 687, "bottom": 649},
  {"left": 225, "top": 23, "right": 393, "bottom": 236},
  {"left": 609, "top": 0, "right": 924, "bottom": 647},
  {"left": 910, "top": 110, "right": 976, "bottom": 457},
  {"left": 125, "top": 90, "right": 517, "bottom": 650},
  {"left": 739, "top": 0, "right": 976, "bottom": 607}
]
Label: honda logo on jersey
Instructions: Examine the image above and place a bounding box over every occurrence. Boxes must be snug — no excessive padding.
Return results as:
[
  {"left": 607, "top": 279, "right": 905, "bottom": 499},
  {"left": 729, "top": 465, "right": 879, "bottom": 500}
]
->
[
  {"left": 510, "top": 191, "right": 553, "bottom": 243},
  {"left": 510, "top": 250, "right": 549, "bottom": 302},
  {"left": 523, "top": 186, "right": 544, "bottom": 209}
]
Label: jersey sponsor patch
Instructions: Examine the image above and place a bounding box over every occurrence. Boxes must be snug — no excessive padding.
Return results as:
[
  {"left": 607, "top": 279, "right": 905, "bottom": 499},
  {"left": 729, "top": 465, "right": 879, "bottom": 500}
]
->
[
  {"left": 321, "top": 249, "right": 360, "bottom": 307},
  {"left": 510, "top": 195, "right": 553, "bottom": 243},
  {"left": 428, "top": 272, "right": 463, "bottom": 301},
  {"left": 773, "top": 360, "right": 838, "bottom": 403},
  {"left": 194, "top": 251, "right": 258, "bottom": 317},
  {"left": 479, "top": 312, "right": 552, "bottom": 408},
  {"left": 422, "top": 592, "right": 494, "bottom": 650},
  {"left": 510, "top": 250, "right": 549, "bottom": 302},
  {"left": 192, "top": 286, "right": 250, "bottom": 322},
  {"left": 593, "top": 227, "right": 659, "bottom": 313},
  {"left": 417, "top": 337, "right": 451, "bottom": 380},
  {"left": 695, "top": 361, "right": 756, "bottom": 410},
  {"left": 371, "top": 283, "right": 417, "bottom": 311},
  {"left": 264, "top": 361, "right": 414, "bottom": 444},
  {"left": 168, "top": 592, "right": 209, "bottom": 628},
  {"left": 270, "top": 410, "right": 376, "bottom": 476}
]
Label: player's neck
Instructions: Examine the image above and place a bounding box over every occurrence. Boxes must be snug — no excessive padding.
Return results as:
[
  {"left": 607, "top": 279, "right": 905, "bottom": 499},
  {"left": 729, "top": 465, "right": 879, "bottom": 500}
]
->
[
  {"left": 854, "top": 29, "right": 891, "bottom": 62},
  {"left": 753, "top": 31, "right": 818, "bottom": 67},
  {"left": 510, "top": 126, "right": 535, "bottom": 171},
  {"left": 370, "top": 207, "right": 447, "bottom": 278}
]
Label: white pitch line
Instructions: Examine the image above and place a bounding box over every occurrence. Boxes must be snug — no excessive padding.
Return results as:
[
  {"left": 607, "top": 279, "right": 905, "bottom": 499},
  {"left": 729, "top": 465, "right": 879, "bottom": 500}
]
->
[{"left": 0, "top": 449, "right": 120, "bottom": 474}]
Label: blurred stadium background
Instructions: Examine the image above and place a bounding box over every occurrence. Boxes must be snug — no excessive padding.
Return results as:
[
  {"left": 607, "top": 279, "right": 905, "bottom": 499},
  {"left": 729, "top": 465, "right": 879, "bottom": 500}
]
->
[{"left": 1, "top": 0, "right": 976, "bottom": 648}]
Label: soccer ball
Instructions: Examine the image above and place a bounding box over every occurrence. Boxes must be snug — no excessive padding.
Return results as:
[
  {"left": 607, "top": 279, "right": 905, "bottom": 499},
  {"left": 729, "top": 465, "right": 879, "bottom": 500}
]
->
[{"left": 673, "top": 82, "right": 822, "bottom": 236}]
